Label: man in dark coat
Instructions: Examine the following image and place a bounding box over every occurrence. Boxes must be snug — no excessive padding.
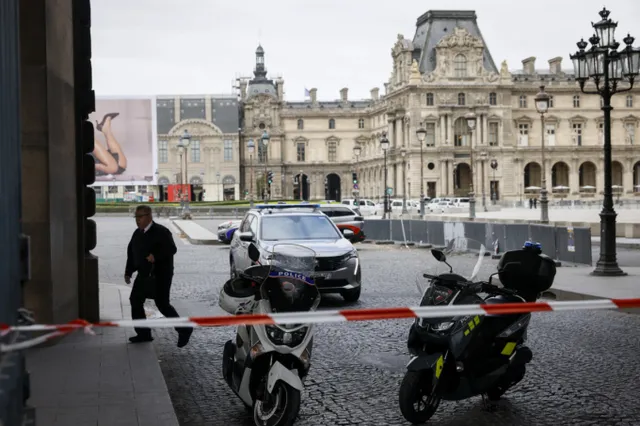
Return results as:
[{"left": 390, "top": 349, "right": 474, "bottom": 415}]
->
[{"left": 124, "top": 205, "right": 193, "bottom": 347}]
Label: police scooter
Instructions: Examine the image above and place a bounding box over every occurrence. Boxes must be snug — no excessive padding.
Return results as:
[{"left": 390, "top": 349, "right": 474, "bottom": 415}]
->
[
  {"left": 219, "top": 242, "right": 320, "bottom": 426},
  {"left": 399, "top": 238, "right": 556, "bottom": 424}
]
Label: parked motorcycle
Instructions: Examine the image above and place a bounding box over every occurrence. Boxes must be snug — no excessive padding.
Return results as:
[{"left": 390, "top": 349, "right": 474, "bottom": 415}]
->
[
  {"left": 219, "top": 242, "right": 320, "bottom": 426},
  {"left": 399, "top": 238, "right": 556, "bottom": 424}
]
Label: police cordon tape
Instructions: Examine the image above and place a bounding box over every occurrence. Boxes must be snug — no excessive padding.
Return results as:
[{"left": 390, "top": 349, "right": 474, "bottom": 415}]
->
[{"left": 2, "top": 298, "right": 640, "bottom": 353}]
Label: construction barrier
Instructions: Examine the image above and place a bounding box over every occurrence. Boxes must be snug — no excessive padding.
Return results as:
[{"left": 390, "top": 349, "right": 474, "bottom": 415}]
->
[
  {"left": 363, "top": 219, "right": 592, "bottom": 265},
  {"left": 2, "top": 298, "right": 639, "bottom": 353}
]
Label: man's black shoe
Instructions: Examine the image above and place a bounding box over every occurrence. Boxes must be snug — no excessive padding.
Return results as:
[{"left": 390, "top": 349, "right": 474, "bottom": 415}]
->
[
  {"left": 177, "top": 329, "right": 193, "bottom": 348},
  {"left": 129, "top": 335, "right": 154, "bottom": 343}
]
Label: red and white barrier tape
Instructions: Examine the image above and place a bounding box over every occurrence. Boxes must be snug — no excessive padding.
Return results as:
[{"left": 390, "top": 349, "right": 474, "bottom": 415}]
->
[{"left": 2, "top": 298, "right": 639, "bottom": 352}]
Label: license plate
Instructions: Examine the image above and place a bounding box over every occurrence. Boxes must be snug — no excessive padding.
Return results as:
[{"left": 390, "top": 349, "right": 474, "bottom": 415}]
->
[{"left": 314, "top": 272, "right": 332, "bottom": 279}]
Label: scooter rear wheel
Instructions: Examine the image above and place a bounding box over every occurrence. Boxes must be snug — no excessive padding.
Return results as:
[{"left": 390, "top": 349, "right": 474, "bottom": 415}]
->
[{"left": 399, "top": 371, "right": 441, "bottom": 424}]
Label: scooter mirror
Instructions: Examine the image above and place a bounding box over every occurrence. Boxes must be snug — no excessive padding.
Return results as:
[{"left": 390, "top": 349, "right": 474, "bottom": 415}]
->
[
  {"left": 431, "top": 249, "right": 446, "bottom": 262},
  {"left": 248, "top": 243, "right": 260, "bottom": 263}
]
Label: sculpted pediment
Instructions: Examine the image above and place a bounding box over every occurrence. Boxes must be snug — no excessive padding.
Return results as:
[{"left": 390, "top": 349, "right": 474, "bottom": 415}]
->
[
  {"left": 355, "top": 134, "right": 370, "bottom": 143},
  {"left": 292, "top": 136, "right": 309, "bottom": 147},
  {"left": 325, "top": 136, "right": 341, "bottom": 146},
  {"left": 514, "top": 115, "right": 534, "bottom": 123},
  {"left": 168, "top": 119, "right": 223, "bottom": 136},
  {"left": 621, "top": 114, "right": 639, "bottom": 123},
  {"left": 436, "top": 27, "right": 484, "bottom": 49}
]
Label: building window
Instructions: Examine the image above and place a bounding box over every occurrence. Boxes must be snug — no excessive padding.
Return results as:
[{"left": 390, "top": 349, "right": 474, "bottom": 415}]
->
[
  {"left": 519, "top": 95, "right": 527, "bottom": 108},
  {"left": 327, "top": 141, "right": 337, "bottom": 162},
  {"left": 297, "top": 119, "right": 304, "bottom": 130},
  {"left": 426, "top": 93, "right": 434, "bottom": 106},
  {"left": 488, "top": 122, "right": 499, "bottom": 146},
  {"left": 546, "top": 125, "right": 556, "bottom": 146},
  {"left": 358, "top": 118, "right": 365, "bottom": 129},
  {"left": 158, "top": 140, "right": 168, "bottom": 163},
  {"left": 190, "top": 140, "right": 201, "bottom": 162},
  {"left": 573, "top": 95, "right": 580, "bottom": 108},
  {"left": 457, "top": 93, "right": 466, "bottom": 106},
  {"left": 627, "top": 95, "right": 634, "bottom": 108},
  {"left": 518, "top": 124, "right": 529, "bottom": 146},
  {"left": 489, "top": 92, "right": 497, "bottom": 106},
  {"left": 258, "top": 141, "right": 267, "bottom": 163},
  {"left": 224, "top": 139, "right": 233, "bottom": 161},
  {"left": 296, "top": 142, "right": 306, "bottom": 162},
  {"left": 572, "top": 123, "right": 583, "bottom": 146},
  {"left": 549, "top": 96, "right": 554, "bottom": 108},
  {"left": 454, "top": 54, "right": 467, "bottom": 77},
  {"left": 329, "top": 118, "right": 335, "bottom": 129},
  {"left": 425, "top": 123, "right": 436, "bottom": 146}
]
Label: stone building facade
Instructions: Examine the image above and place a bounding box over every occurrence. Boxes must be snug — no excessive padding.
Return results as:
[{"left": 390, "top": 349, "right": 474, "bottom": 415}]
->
[
  {"left": 237, "top": 10, "right": 640, "bottom": 202},
  {"left": 155, "top": 95, "right": 241, "bottom": 201}
]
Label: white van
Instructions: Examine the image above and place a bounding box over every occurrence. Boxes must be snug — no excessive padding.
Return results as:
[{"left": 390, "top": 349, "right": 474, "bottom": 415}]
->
[{"left": 341, "top": 198, "right": 379, "bottom": 216}]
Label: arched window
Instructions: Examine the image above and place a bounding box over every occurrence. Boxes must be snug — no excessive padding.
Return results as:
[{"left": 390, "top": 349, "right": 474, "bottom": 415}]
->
[
  {"left": 458, "top": 93, "right": 466, "bottom": 106},
  {"left": 297, "top": 119, "right": 304, "bottom": 130},
  {"left": 329, "top": 118, "right": 335, "bottom": 129},
  {"left": 454, "top": 54, "right": 467, "bottom": 77}
]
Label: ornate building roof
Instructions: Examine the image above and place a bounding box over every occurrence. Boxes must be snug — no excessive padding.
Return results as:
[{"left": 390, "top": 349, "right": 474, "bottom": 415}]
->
[{"left": 412, "top": 10, "right": 498, "bottom": 75}]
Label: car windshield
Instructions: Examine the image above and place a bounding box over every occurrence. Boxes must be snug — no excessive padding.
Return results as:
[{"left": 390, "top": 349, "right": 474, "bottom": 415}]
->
[{"left": 260, "top": 215, "right": 341, "bottom": 241}]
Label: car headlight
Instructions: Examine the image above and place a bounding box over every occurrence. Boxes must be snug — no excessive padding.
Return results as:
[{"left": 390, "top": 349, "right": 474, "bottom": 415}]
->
[{"left": 265, "top": 325, "right": 309, "bottom": 347}]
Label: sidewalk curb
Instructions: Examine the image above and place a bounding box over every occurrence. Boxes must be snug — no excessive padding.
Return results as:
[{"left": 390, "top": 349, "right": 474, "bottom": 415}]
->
[
  {"left": 591, "top": 240, "right": 640, "bottom": 250},
  {"left": 170, "top": 219, "right": 223, "bottom": 245}
]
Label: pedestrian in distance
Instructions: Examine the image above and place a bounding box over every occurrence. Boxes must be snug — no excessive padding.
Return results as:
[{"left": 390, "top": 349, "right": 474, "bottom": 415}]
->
[{"left": 124, "top": 205, "right": 193, "bottom": 347}]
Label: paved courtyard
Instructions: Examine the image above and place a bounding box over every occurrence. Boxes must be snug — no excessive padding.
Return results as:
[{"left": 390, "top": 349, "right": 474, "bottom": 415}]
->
[{"left": 95, "top": 217, "right": 640, "bottom": 426}]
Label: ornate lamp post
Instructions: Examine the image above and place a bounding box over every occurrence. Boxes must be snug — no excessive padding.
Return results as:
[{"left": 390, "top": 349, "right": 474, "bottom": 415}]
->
[
  {"left": 261, "top": 130, "right": 270, "bottom": 202},
  {"left": 380, "top": 132, "right": 390, "bottom": 219},
  {"left": 401, "top": 149, "right": 409, "bottom": 214},
  {"left": 570, "top": 7, "right": 640, "bottom": 276},
  {"left": 216, "top": 171, "right": 221, "bottom": 201},
  {"left": 177, "top": 129, "right": 192, "bottom": 218},
  {"left": 534, "top": 85, "right": 551, "bottom": 223},
  {"left": 353, "top": 144, "right": 362, "bottom": 208},
  {"left": 247, "top": 138, "right": 255, "bottom": 207},
  {"left": 416, "top": 123, "right": 427, "bottom": 219},
  {"left": 465, "top": 112, "right": 477, "bottom": 219},
  {"left": 490, "top": 159, "right": 498, "bottom": 205},
  {"left": 480, "top": 152, "right": 488, "bottom": 212}
]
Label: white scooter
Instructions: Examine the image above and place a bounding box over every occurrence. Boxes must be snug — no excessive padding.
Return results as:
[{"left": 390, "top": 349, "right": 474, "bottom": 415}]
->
[{"left": 219, "top": 243, "right": 319, "bottom": 426}]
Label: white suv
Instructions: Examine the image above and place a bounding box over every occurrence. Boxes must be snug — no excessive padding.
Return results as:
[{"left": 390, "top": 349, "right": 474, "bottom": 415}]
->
[{"left": 341, "top": 198, "right": 378, "bottom": 216}]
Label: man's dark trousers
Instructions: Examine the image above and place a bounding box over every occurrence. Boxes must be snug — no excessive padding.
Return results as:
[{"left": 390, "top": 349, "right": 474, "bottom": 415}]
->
[{"left": 130, "top": 273, "right": 185, "bottom": 338}]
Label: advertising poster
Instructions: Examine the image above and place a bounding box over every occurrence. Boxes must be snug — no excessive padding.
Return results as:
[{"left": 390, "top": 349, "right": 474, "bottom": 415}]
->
[{"left": 89, "top": 97, "right": 157, "bottom": 185}]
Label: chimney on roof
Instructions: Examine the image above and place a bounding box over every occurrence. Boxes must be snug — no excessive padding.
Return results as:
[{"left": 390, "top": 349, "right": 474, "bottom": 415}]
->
[
  {"left": 522, "top": 57, "right": 536, "bottom": 75},
  {"left": 309, "top": 88, "right": 317, "bottom": 104},
  {"left": 384, "top": 82, "right": 390, "bottom": 95},
  {"left": 370, "top": 87, "right": 380, "bottom": 101},
  {"left": 340, "top": 87, "right": 349, "bottom": 102},
  {"left": 275, "top": 78, "right": 284, "bottom": 100},
  {"left": 548, "top": 57, "right": 563, "bottom": 74}
]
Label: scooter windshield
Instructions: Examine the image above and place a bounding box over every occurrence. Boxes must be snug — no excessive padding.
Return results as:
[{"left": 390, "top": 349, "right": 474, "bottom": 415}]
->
[
  {"left": 261, "top": 243, "right": 321, "bottom": 313},
  {"left": 416, "top": 237, "right": 492, "bottom": 297}
]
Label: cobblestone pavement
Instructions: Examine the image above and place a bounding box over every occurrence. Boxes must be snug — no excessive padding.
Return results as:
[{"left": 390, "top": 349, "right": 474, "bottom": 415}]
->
[{"left": 95, "top": 217, "right": 640, "bottom": 426}]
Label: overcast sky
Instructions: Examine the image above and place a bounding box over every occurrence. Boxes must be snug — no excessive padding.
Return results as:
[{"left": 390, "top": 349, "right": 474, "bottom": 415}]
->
[{"left": 91, "top": 0, "right": 639, "bottom": 101}]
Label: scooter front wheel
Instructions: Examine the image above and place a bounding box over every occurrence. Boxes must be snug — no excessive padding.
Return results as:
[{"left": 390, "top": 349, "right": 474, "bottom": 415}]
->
[
  {"left": 253, "top": 382, "right": 301, "bottom": 426},
  {"left": 399, "top": 371, "right": 441, "bottom": 424}
]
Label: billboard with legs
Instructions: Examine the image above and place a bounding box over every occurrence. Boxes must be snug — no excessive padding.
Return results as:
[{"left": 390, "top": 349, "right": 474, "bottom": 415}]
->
[{"left": 90, "top": 97, "right": 157, "bottom": 185}]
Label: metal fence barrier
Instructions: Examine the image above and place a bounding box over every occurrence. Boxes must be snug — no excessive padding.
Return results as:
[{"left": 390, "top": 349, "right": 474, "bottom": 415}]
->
[{"left": 363, "top": 219, "right": 592, "bottom": 265}]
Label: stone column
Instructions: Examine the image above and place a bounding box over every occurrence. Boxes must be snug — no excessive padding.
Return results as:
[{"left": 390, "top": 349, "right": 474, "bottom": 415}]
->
[
  {"left": 624, "top": 158, "right": 634, "bottom": 193},
  {"left": 449, "top": 114, "right": 455, "bottom": 146},
  {"left": 439, "top": 115, "right": 445, "bottom": 145},
  {"left": 20, "top": 0, "right": 81, "bottom": 324},
  {"left": 597, "top": 157, "right": 604, "bottom": 193},
  {"left": 482, "top": 114, "right": 488, "bottom": 145},
  {"left": 570, "top": 158, "right": 580, "bottom": 194},
  {"left": 395, "top": 117, "right": 402, "bottom": 149}
]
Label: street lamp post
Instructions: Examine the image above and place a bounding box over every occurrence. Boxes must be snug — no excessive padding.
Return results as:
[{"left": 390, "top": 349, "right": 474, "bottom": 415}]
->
[
  {"left": 380, "top": 132, "right": 390, "bottom": 219},
  {"left": 570, "top": 7, "right": 640, "bottom": 276},
  {"left": 465, "top": 112, "right": 477, "bottom": 219},
  {"left": 401, "top": 149, "right": 408, "bottom": 214},
  {"left": 490, "top": 160, "right": 498, "bottom": 205},
  {"left": 534, "top": 85, "right": 551, "bottom": 223},
  {"left": 416, "top": 124, "right": 427, "bottom": 219},
  {"left": 481, "top": 152, "right": 488, "bottom": 212},
  {"left": 177, "top": 129, "right": 192, "bottom": 218},
  {"left": 261, "top": 130, "right": 270, "bottom": 202},
  {"left": 247, "top": 139, "right": 255, "bottom": 208},
  {"left": 216, "top": 172, "right": 221, "bottom": 201},
  {"left": 353, "top": 144, "right": 362, "bottom": 208}
]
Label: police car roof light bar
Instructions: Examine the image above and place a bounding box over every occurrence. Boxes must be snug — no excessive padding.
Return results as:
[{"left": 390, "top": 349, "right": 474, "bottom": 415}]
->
[{"left": 255, "top": 204, "right": 321, "bottom": 210}]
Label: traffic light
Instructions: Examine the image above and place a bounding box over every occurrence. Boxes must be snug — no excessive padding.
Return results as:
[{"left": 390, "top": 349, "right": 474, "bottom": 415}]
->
[
  {"left": 352, "top": 172, "right": 358, "bottom": 184},
  {"left": 267, "top": 170, "right": 274, "bottom": 185}
]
